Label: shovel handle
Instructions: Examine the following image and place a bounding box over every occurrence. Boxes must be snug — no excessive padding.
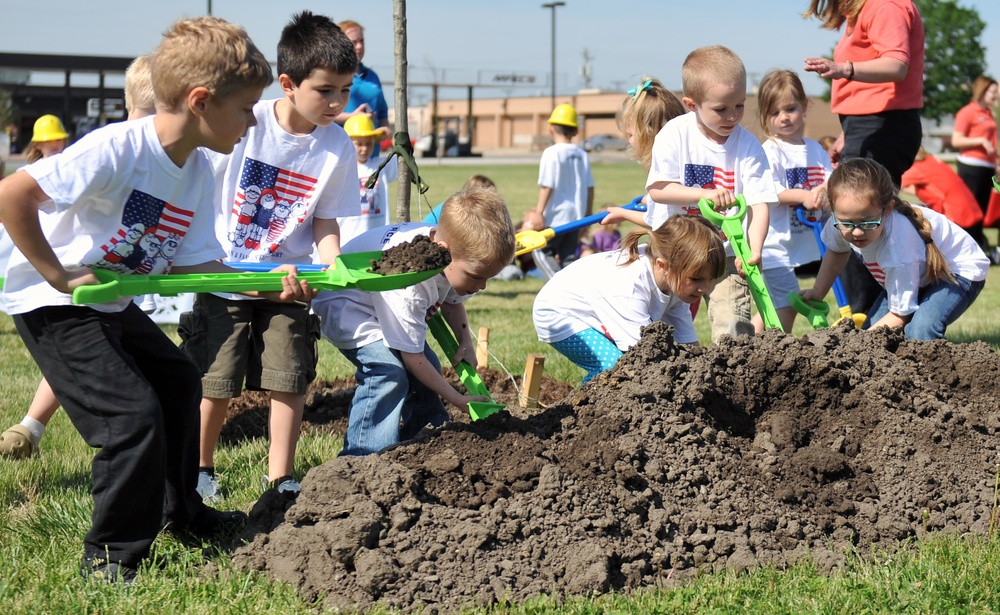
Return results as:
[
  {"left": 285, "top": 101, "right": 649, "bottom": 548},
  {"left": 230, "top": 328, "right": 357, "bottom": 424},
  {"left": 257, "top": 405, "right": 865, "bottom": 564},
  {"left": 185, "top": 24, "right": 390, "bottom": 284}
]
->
[
  {"left": 795, "top": 207, "right": 853, "bottom": 316},
  {"left": 787, "top": 292, "right": 830, "bottom": 329}
]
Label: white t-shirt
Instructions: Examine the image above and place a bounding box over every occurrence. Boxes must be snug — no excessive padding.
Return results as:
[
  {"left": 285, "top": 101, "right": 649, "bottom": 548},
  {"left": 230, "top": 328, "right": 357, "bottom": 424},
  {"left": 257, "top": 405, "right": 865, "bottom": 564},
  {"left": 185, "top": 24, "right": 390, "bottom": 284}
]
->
[
  {"left": 532, "top": 246, "right": 697, "bottom": 349},
  {"left": 760, "top": 138, "right": 831, "bottom": 269},
  {"left": 312, "top": 223, "right": 467, "bottom": 353},
  {"left": 822, "top": 206, "right": 989, "bottom": 316},
  {"left": 209, "top": 99, "right": 360, "bottom": 271},
  {"left": 4, "top": 117, "right": 222, "bottom": 315},
  {"left": 338, "top": 155, "right": 399, "bottom": 244},
  {"left": 645, "top": 112, "right": 779, "bottom": 256},
  {"left": 537, "top": 142, "right": 595, "bottom": 228}
]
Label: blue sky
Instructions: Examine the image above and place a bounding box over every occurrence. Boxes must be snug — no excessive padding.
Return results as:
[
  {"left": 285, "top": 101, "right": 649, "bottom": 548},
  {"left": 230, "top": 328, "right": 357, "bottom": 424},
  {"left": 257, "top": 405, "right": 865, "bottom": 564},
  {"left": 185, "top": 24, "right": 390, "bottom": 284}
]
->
[{"left": 2, "top": 0, "right": 999, "bottom": 102}]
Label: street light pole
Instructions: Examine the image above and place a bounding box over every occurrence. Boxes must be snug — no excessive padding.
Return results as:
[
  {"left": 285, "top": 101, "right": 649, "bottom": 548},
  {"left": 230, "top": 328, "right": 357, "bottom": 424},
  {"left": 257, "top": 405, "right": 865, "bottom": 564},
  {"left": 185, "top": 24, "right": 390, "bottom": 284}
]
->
[{"left": 541, "top": 2, "right": 565, "bottom": 109}]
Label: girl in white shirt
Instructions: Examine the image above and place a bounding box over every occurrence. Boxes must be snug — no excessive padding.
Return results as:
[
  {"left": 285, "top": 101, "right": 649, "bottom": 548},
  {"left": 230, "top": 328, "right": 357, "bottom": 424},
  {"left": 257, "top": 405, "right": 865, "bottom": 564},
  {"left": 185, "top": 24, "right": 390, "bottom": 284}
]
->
[
  {"left": 801, "top": 158, "right": 988, "bottom": 339},
  {"left": 533, "top": 215, "right": 725, "bottom": 384}
]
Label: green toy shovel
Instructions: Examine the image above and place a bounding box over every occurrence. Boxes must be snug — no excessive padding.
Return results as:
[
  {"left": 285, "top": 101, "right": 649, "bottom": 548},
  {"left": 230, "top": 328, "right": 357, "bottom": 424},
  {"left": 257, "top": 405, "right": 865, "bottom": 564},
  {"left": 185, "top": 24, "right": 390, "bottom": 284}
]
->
[
  {"left": 698, "top": 196, "right": 782, "bottom": 330},
  {"left": 427, "top": 311, "right": 505, "bottom": 421},
  {"left": 787, "top": 292, "right": 830, "bottom": 329},
  {"left": 71, "top": 251, "right": 443, "bottom": 305}
]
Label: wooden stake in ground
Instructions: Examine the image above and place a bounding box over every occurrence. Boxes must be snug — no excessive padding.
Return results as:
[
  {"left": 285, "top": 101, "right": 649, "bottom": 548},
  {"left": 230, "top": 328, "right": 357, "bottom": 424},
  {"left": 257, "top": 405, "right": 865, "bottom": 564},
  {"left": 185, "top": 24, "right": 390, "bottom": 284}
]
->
[
  {"left": 519, "top": 354, "right": 545, "bottom": 408},
  {"left": 476, "top": 327, "right": 489, "bottom": 367}
]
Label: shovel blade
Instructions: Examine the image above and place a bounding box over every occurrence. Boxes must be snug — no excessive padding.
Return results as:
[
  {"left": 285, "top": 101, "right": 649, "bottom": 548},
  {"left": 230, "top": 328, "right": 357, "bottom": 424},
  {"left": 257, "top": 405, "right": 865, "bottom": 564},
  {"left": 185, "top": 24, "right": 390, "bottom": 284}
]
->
[{"left": 515, "top": 229, "right": 556, "bottom": 256}]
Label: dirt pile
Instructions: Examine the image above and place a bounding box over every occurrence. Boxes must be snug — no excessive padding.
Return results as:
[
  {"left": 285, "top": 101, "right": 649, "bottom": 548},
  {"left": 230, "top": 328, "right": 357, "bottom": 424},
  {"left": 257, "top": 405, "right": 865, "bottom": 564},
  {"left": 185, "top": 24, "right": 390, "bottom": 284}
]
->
[
  {"left": 370, "top": 234, "right": 451, "bottom": 275},
  {"left": 232, "top": 322, "right": 1000, "bottom": 613}
]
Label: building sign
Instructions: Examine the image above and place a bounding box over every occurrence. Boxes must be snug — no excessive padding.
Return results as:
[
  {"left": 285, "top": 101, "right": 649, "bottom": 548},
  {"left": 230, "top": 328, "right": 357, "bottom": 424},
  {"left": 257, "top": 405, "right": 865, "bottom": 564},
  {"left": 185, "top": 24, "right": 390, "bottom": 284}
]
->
[
  {"left": 87, "top": 98, "right": 125, "bottom": 119},
  {"left": 478, "top": 71, "right": 542, "bottom": 86}
]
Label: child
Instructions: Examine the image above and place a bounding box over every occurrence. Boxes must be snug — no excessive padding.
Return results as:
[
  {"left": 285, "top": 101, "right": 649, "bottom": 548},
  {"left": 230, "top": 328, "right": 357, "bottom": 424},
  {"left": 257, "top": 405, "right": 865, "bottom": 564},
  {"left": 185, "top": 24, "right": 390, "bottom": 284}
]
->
[
  {"left": 182, "top": 11, "right": 360, "bottom": 502},
  {"left": 533, "top": 215, "right": 725, "bottom": 384},
  {"left": 423, "top": 174, "right": 496, "bottom": 224},
  {"left": 801, "top": 158, "right": 988, "bottom": 339},
  {"left": 22, "top": 115, "right": 69, "bottom": 164},
  {"left": 338, "top": 113, "right": 397, "bottom": 243},
  {"left": 0, "top": 16, "right": 309, "bottom": 583},
  {"left": 312, "top": 187, "right": 516, "bottom": 456},
  {"left": 534, "top": 103, "right": 594, "bottom": 275},
  {"left": 0, "top": 55, "right": 159, "bottom": 460},
  {"left": 589, "top": 203, "right": 623, "bottom": 253},
  {"left": 644, "top": 46, "right": 777, "bottom": 342},
  {"left": 752, "top": 69, "right": 832, "bottom": 333},
  {"left": 901, "top": 147, "right": 984, "bottom": 236}
]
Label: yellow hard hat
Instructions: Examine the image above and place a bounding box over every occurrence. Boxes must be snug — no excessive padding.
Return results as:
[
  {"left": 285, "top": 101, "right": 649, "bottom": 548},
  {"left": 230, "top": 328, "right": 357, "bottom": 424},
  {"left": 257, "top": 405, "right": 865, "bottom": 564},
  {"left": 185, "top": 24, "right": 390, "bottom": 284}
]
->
[
  {"left": 32, "top": 114, "right": 69, "bottom": 142},
  {"left": 547, "top": 103, "right": 578, "bottom": 128},
  {"left": 344, "top": 114, "right": 382, "bottom": 138}
]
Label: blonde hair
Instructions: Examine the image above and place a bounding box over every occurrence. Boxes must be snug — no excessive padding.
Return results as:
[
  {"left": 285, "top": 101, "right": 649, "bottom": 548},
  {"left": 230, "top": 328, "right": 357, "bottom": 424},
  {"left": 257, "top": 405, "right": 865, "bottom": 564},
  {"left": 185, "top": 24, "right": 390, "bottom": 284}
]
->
[
  {"left": 151, "top": 16, "right": 273, "bottom": 112},
  {"left": 828, "top": 158, "right": 954, "bottom": 285},
  {"left": 617, "top": 76, "right": 686, "bottom": 172},
  {"left": 756, "top": 69, "right": 810, "bottom": 138},
  {"left": 682, "top": 46, "right": 746, "bottom": 103},
  {"left": 619, "top": 215, "right": 726, "bottom": 287},
  {"left": 803, "top": 0, "right": 868, "bottom": 30},
  {"left": 24, "top": 142, "right": 45, "bottom": 164},
  {"left": 337, "top": 19, "right": 363, "bottom": 34},
  {"left": 818, "top": 135, "right": 837, "bottom": 151},
  {"left": 462, "top": 174, "right": 496, "bottom": 191},
  {"left": 970, "top": 76, "right": 998, "bottom": 104},
  {"left": 437, "top": 187, "right": 516, "bottom": 266},
  {"left": 124, "top": 55, "right": 156, "bottom": 118}
]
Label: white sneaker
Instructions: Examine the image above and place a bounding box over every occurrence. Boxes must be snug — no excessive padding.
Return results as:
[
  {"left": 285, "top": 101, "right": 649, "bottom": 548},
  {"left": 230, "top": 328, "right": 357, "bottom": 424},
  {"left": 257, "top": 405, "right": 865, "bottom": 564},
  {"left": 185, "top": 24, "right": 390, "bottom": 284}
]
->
[
  {"left": 197, "top": 471, "right": 222, "bottom": 504},
  {"left": 263, "top": 474, "right": 301, "bottom": 497}
]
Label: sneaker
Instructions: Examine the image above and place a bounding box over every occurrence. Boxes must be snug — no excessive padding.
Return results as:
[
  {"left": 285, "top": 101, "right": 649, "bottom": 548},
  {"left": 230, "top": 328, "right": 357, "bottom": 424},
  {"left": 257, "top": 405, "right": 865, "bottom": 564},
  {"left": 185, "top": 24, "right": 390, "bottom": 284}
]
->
[
  {"left": 196, "top": 471, "right": 222, "bottom": 504},
  {"left": 0, "top": 425, "right": 38, "bottom": 459},
  {"left": 80, "top": 555, "right": 137, "bottom": 585},
  {"left": 180, "top": 505, "right": 248, "bottom": 543},
  {"left": 263, "top": 474, "right": 301, "bottom": 498},
  {"left": 990, "top": 246, "right": 1000, "bottom": 266}
]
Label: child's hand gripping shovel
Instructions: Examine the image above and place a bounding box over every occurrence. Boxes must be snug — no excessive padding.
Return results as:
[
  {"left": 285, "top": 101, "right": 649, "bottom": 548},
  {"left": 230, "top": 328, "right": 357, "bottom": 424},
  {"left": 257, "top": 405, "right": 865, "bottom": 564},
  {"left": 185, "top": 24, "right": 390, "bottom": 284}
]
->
[
  {"left": 515, "top": 195, "right": 646, "bottom": 256},
  {"left": 698, "top": 195, "right": 782, "bottom": 330},
  {"left": 71, "top": 251, "right": 444, "bottom": 304},
  {"left": 427, "top": 312, "right": 504, "bottom": 421},
  {"left": 795, "top": 206, "right": 866, "bottom": 328}
]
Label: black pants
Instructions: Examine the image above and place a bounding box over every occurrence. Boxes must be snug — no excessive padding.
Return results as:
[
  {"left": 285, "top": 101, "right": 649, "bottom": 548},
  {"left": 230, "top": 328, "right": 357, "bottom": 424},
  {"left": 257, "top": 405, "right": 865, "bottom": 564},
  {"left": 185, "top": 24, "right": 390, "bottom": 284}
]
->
[
  {"left": 957, "top": 162, "right": 996, "bottom": 246},
  {"left": 14, "top": 303, "right": 203, "bottom": 566},
  {"left": 839, "top": 109, "right": 922, "bottom": 314}
]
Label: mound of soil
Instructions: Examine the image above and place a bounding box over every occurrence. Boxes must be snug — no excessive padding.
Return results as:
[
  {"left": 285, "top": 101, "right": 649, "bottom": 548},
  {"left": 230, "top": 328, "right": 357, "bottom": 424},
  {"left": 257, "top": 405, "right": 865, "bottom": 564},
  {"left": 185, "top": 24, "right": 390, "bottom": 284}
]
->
[
  {"left": 232, "top": 322, "right": 1000, "bottom": 613},
  {"left": 370, "top": 234, "right": 451, "bottom": 275}
]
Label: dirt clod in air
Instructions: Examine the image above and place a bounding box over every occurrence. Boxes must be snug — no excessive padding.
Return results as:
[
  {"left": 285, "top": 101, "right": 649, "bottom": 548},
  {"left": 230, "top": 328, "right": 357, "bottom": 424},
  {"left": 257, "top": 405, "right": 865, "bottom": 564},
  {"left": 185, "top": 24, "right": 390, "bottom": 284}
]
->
[
  {"left": 232, "top": 321, "right": 1000, "bottom": 613},
  {"left": 369, "top": 234, "right": 451, "bottom": 275}
]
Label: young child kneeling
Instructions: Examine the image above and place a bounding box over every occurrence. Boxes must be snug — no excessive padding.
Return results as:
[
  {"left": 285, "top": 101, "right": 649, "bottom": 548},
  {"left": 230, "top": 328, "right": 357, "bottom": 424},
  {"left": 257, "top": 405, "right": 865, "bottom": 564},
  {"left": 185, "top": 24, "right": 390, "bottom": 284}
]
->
[
  {"left": 313, "top": 187, "right": 516, "bottom": 456},
  {"left": 533, "top": 215, "right": 726, "bottom": 384}
]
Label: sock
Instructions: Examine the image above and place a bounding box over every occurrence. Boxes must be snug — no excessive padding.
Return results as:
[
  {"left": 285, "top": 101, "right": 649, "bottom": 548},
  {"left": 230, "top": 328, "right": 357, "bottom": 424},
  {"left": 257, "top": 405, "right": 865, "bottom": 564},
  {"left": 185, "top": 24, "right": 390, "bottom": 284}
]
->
[
  {"left": 20, "top": 416, "right": 46, "bottom": 446},
  {"left": 199, "top": 466, "right": 215, "bottom": 476}
]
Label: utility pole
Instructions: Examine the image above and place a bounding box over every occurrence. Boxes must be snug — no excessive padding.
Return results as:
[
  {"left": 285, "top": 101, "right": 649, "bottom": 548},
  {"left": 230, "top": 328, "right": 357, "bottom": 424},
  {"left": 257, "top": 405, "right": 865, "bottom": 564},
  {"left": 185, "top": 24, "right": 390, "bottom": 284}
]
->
[{"left": 541, "top": 2, "right": 565, "bottom": 108}]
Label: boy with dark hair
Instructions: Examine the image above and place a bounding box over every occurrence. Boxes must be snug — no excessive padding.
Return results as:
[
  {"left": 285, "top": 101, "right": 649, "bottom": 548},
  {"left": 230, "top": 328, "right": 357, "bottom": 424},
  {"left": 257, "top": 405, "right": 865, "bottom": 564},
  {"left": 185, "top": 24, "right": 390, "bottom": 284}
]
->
[
  {"left": 0, "top": 16, "right": 312, "bottom": 583},
  {"left": 183, "top": 11, "right": 360, "bottom": 502}
]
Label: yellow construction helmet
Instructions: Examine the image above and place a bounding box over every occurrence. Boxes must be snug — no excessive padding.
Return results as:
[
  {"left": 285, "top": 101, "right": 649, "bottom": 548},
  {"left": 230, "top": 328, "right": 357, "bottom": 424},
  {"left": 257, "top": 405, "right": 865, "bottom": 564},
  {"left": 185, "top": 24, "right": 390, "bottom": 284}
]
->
[
  {"left": 343, "top": 114, "right": 382, "bottom": 138},
  {"left": 32, "top": 114, "right": 69, "bottom": 142},
  {"left": 547, "top": 103, "right": 578, "bottom": 128}
]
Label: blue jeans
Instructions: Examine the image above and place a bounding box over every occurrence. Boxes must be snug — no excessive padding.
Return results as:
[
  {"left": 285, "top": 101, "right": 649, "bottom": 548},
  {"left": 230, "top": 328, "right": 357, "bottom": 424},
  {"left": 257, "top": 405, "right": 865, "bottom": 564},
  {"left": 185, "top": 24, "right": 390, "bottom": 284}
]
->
[
  {"left": 338, "top": 340, "right": 450, "bottom": 456},
  {"left": 866, "top": 275, "right": 984, "bottom": 340}
]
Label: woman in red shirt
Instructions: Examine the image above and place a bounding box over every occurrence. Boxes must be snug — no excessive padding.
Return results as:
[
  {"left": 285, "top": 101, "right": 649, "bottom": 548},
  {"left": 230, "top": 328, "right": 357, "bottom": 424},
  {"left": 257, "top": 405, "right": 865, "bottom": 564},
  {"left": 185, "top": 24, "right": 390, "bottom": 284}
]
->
[{"left": 951, "top": 76, "right": 998, "bottom": 247}]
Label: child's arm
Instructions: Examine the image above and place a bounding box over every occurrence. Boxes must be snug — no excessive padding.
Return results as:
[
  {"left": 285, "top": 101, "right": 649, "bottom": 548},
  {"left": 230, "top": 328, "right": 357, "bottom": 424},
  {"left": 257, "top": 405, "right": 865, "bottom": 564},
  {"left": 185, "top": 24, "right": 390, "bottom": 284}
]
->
[
  {"left": 535, "top": 186, "right": 553, "bottom": 217},
  {"left": 439, "top": 301, "right": 478, "bottom": 367},
  {"left": 745, "top": 203, "right": 769, "bottom": 267},
  {"left": 800, "top": 249, "right": 851, "bottom": 302},
  {"left": 648, "top": 180, "right": 737, "bottom": 210},
  {"left": 0, "top": 172, "right": 100, "bottom": 292},
  {"left": 602, "top": 207, "right": 648, "bottom": 228},
  {"left": 778, "top": 187, "right": 821, "bottom": 211},
  {"left": 400, "top": 350, "right": 487, "bottom": 408},
  {"left": 313, "top": 217, "right": 343, "bottom": 264}
]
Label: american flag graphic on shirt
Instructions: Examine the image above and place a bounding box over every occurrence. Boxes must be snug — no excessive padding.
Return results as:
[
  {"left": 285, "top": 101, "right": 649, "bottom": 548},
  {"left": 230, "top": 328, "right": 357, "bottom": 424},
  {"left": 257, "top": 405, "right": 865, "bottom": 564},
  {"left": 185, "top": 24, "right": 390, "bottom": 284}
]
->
[
  {"left": 100, "top": 189, "right": 193, "bottom": 254},
  {"left": 682, "top": 163, "right": 735, "bottom": 216},
  {"left": 865, "top": 261, "right": 886, "bottom": 286},
  {"left": 233, "top": 158, "right": 318, "bottom": 214},
  {"left": 786, "top": 166, "right": 826, "bottom": 190}
]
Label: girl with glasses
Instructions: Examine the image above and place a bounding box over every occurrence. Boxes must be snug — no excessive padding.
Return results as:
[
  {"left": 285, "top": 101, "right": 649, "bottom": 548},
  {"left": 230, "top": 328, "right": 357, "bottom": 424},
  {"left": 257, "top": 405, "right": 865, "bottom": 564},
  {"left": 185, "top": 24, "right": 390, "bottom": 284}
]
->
[{"left": 800, "top": 158, "right": 988, "bottom": 339}]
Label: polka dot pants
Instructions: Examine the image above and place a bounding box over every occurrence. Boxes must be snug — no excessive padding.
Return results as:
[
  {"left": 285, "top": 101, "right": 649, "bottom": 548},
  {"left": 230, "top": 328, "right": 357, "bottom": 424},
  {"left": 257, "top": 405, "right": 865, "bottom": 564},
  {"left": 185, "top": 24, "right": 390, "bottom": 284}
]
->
[{"left": 550, "top": 328, "right": 623, "bottom": 384}]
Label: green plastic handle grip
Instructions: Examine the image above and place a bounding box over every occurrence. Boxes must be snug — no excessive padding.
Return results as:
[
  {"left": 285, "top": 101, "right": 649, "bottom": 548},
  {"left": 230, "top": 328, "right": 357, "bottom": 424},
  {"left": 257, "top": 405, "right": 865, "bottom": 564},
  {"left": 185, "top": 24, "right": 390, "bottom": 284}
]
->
[
  {"left": 697, "top": 195, "right": 782, "bottom": 330},
  {"left": 71, "top": 251, "right": 443, "bottom": 305},
  {"left": 427, "top": 311, "right": 503, "bottom": 421},
  {"left": 787, "top": 292, "right": 830, "bottom": 329}
]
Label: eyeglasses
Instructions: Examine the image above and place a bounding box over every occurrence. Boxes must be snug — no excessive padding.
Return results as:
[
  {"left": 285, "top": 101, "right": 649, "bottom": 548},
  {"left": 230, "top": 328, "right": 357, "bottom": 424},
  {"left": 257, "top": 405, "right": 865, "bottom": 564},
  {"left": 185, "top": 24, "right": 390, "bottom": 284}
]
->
[{"left": 833, "top": 214, "right": 883, "bottom": 231}]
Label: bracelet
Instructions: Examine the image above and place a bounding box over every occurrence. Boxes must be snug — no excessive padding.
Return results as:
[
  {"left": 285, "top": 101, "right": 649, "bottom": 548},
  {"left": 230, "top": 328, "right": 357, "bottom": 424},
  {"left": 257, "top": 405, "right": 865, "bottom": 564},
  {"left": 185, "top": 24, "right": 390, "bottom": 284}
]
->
[{"left": 846, "top": 61, "right": 855, "bottom": 80}]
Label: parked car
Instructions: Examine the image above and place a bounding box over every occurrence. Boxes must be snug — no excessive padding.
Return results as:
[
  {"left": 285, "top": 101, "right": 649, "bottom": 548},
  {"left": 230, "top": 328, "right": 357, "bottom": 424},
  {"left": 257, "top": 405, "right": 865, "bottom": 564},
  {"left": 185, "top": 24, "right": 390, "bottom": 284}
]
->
[{"left": 583, "top": 133, "right": 628, "bottom": 152}]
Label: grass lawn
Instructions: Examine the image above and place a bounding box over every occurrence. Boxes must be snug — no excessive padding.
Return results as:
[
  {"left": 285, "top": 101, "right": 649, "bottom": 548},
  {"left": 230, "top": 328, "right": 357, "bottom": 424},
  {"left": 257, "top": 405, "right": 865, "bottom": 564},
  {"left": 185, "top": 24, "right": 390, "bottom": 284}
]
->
[{"left": 3, "top": 162, "right": 1000, "bottom": 612}]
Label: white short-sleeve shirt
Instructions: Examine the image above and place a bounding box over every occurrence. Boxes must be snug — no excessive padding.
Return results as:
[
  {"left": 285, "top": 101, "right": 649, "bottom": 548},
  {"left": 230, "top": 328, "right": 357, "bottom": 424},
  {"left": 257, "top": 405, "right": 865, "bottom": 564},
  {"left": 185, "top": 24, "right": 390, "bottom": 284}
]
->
[
  {"left": 338, "top": 155, "right": 399, "bottom": 244},
  {"left": 537, "top": 142, "right": 595, "bottom": 228}
]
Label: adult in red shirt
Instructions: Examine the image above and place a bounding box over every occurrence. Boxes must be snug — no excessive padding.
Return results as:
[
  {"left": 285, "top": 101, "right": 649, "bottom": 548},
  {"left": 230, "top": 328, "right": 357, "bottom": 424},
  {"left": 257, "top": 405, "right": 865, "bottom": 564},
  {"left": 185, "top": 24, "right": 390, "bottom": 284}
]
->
[
  {"left": 803, "top": 0, "right": 925, "bottom": 317},
  {"left": 901, "top": 147, "right": 983, "bottom": 232},
  {"left": 951, "top": 76, "right": 998, "bottom": 247}
]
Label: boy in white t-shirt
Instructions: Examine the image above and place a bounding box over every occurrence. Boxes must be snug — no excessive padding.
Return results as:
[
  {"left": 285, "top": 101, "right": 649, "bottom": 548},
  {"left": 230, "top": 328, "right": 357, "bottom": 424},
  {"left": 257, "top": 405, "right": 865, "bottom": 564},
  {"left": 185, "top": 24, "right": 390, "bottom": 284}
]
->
[
  {"left": 646, "top": 45, "right": 777, "bottom": 343},
  {"left": 534, "top": 103, "right": 595, "bottom": 276},
  {"left": 181, "top": 11, "right": 361, "bottom": 502},
  {"left": 338, "top": 113, "right": 398, "bottom": 243},
  {"left": 0, "top": 17, "right": 312, "bottom": 584},
  {"left": 312, "top": 188, "right": 516, "bottom": 456}
]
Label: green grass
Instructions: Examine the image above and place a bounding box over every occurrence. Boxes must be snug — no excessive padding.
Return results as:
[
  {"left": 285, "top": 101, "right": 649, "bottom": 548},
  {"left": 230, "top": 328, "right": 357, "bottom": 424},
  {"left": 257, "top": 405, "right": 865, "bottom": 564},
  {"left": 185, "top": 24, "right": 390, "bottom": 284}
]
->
[{"left": 3, "top": 162, "right": 1000, "bottom": 612}]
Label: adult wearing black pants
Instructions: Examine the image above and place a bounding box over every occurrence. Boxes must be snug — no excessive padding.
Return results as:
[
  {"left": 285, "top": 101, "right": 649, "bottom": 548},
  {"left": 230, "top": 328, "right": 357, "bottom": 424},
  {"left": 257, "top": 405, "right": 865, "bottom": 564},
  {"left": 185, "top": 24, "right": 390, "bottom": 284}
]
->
[
  {"left": 952, "top": 76, "right": 998, "bottom": 253},
  {"left": 804, "top": 0, "right": 925, "bottom": 317}
]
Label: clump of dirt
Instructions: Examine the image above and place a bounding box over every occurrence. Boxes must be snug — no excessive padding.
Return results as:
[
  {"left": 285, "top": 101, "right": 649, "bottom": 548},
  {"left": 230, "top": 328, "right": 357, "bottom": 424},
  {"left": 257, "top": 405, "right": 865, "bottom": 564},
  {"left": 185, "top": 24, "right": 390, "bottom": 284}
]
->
[
  {"left": 232, "top": 322, "right": 1000, "bottom": 613},
  {"left": 370, "top": 234, "right": 451, "bottom": 275}
]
